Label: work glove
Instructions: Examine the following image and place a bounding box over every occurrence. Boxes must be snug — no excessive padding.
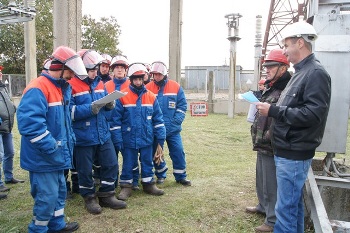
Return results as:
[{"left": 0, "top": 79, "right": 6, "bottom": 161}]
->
[
  {"left": 153, "top": 143, "right": 164, "bottom": 166},
  {"left": 91, "top": 103, "right": 105, "bottom": 115},
  {"left": 105, "top": 100, "right": 115, "bottom": 110}
]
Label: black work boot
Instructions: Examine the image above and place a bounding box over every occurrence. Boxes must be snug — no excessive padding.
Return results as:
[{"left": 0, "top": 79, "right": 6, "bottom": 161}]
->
[
  {"left": 97, "top": 191, "right": 127, "bottom": 209},
  {"left": 142, "top": 182, "right": 164, "bottom": 196},
  {"left": 83, "top": 194, "right": 102, "bottom": 214},
  {"left": 117, "top": 183, "right": 133, "bottom": 201},
  {"left": 176, "top": 179, "right": 192, "bottom": 186},
  {"left": 47, "top": 222, "right": 79, "bottom": 233}
]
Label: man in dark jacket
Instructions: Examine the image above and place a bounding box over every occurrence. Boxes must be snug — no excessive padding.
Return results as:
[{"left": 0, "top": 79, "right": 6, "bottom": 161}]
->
[
  {"left": 0, "top": 66, "right": 24, "bottom": 194},
  {"left": 256, "top": 21, "right": 331, "bottom": 233},
  {"left": 246, "top": 49, "right": 291, "bottom": 233}
]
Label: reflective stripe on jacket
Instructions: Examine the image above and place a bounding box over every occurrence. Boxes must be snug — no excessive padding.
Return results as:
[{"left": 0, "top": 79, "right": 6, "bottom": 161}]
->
[
  {"left": 113, "top": 85, "right": 166, "bottom": 149},
  {"left": 146, "top": 79, "right": 187, "bottom": 136},
  {"left": 17, "top": 73, "right": 74, "bottom": 172},
  {"left": 68, "top": 76, "right": 111, "bottom": 146}
]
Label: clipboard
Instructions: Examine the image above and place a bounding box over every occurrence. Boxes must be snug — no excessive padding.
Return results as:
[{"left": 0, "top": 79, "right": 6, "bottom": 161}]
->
[{"left": 92, "top": 90, "right": 127, "bottom": 106}]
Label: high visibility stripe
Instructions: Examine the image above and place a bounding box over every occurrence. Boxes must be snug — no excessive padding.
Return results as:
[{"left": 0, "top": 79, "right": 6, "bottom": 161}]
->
[
  {"left": 141, "top": 177, "right": 153, "bottom": 183},
  {"left": 110, "top": 126, "right": 121, "bottom": 131},
  {"left": 71, "top": 105, "right": 76, "bottom": 121},
  {"left": 54, "top": 208, "right": 64, "bottom": 217},
  {"left": 173, "top": 169, "right": 186, "bottom": 174},
  {"left": 73, "top": 91, "right": 89, "bottom": 97},
  {"left": 155, "top": 166, "right": 168, "bottom": 173},
  {"left": 71, "top": 171, "right": 78, "bottom": 175},
  {"left": 32, "top": 217, "right": 49, "bottom": 226},
  {"left": 101, "top": 180, "right": 115, "bottom": 186},
  {"left": 119, "top": 179, "right": 133, "bottom": 183},
  {"left": 79, "top": 185, "right": 94, "bottom": 189},
  {"left": 132, "top": 166, "right": 139, "bottom": 171},
  {"left": 95, "top": 89, "right": 105, "bottom": 93},
  {"left": 124, "top": 104, "right": 137, "bottom": 107},
  {"left": 30, "top": 130, "right": 49, "bottom": 143},
  {"left": 49, "top": 101, "right": 62, "bottom": 107},
  {"left": 141, "top": 104, "right": 153, "bottom": 107},
  {"left": 154, "top": 123, "right": 165, "bottom": 128},
  {"left": 92, "top": 164, "right": 101, "bottom": 168},
  {"left": 164, "top": 93, "right": 177, "bottom": 96},
  {"left": 176, "top": 109, "right": 186, "bottom": 114}
]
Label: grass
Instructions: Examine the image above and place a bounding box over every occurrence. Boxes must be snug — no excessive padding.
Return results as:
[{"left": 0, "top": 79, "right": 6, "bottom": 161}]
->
[{"left": 1, "top": 113, "right": 349, "bottom": 233}]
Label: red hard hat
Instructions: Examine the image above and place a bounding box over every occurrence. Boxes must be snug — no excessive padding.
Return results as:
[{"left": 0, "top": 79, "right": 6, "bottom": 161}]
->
[
  {"left": 263, "top": 49, "right": 289, "bottom": 67},
  {"left": 50, "top": 46, "right": 88, "bottom": 79},
  {"left": 258, "top": 79, "right": 266, "bottom": 85}
]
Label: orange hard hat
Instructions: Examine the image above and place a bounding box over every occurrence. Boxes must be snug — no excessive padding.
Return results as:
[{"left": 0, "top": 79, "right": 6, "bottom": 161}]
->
[{"left": 263, "top": 49, "right": 289, "bottom": 67}]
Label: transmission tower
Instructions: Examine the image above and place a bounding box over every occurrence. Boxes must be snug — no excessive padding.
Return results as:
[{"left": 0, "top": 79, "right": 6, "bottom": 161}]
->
[{"left": 262, "top": 0, "right": 308, "bottom": 58}]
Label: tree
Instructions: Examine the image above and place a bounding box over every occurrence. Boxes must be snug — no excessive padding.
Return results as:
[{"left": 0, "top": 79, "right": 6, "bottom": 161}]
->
[
  {"left": 0, "top": 1, "right": 122, "bottom": 74},
  {"left": 82, "top": 15, "right": 122, "bottom": 56},
  {"left": 0, "top": 0, "right": 53, "bottom": 74}
]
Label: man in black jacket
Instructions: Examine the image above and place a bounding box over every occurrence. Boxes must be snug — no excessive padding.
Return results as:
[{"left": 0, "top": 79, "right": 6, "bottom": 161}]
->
[
  {"left": 256, "top": 21, "right": 331, "bottom": 233},
  {"left": 0, "top": 66, "right": 24, "bottom": 195},
  {"left": 247, "top": 49, "right": 291, "bottom": 233}
]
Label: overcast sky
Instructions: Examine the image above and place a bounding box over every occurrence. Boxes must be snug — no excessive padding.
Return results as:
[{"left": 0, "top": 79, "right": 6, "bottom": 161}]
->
[{"left": 82, "top": 0, "right": 271, "bottom": 70}]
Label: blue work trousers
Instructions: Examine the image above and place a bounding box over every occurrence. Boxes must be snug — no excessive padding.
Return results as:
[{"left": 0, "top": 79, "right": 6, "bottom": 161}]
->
[
  {"left": 120, "top": 146, "right": 154, "bottom": 185},
  {"left": 28, "top": 170, "right": 66, "bottom": 233},
  {"left": 74, "top": 139, "right": 118, "bottom": 197},
  {"left": 154, "top": 133, "right": 187, "bottom": 181},
  {"left": 274, "top": 156, "right": 312, "bottom": 233},
  {"left": 0, "top": 133, "right": 15, "bottom": 184}
]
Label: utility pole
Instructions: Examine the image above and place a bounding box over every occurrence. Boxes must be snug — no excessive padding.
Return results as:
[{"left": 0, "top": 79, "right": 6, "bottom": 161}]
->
[
  {"left": 253, "top": 15, "right": 263, "bottom": 90},
  {"left": 225, "top": 13, "right": 242, "bottom": 118},
  {"left": 169, "top": 0, "right": 182, "bottom": 83},
  {"left": 24, "top": 0, "right": 37, "bottom": 84},
  {"left": 53, "top": 0, "right": 82, "bottom": 51}
]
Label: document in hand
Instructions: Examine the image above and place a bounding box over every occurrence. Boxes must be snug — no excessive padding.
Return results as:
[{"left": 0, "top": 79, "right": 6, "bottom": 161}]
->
[
  {"left": 241, "top": 91, "right": 260, "bottom": 104},
  {"left": 92, "top": 90, "right": 127, "bottom": 106}
]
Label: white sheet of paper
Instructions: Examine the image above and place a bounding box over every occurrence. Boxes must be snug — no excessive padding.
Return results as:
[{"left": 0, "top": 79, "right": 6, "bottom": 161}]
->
[{"left": 92, "top": 90, "right": 127, "bottom": 106}]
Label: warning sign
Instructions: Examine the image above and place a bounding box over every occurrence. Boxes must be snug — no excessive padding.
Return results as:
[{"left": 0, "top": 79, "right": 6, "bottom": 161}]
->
[{"left": 190, "top": 102, "right": 208, "bottom": 116}]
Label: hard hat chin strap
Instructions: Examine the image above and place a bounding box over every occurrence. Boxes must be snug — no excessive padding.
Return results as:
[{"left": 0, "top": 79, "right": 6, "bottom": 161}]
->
[
  {"left": 59, "top": 64, "right": 66, "bottom": 79},
  {"left": 266, "top": 64, "right": 282, "bottom": 86}
]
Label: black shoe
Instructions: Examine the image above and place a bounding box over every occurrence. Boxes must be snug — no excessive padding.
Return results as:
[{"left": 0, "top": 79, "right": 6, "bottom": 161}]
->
[
  {"left": 5, "top": 178, "right": 25, "bottom": 184},
  {"left": 0, "top": 186, "right": 10, "bottom": 192},
  {"left": 48, "top": 222, "right": 79, "bottom": 233},
  {"left": 0, "top": 193, "right": 7, "bottom": 200},
  {"left": 176, "top": 179, "right": 192, "bottom": 186}
]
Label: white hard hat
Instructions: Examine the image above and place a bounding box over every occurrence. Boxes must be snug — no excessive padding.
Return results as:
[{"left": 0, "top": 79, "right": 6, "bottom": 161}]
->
[
  {"left": 150, "top": 61, "right": 167, "bottom": 76},
  {"left": 77, "top": 49, "right": 104, "bottom": 70},
  {"left": 127, "top": 63, "right": 147, "bottom": 77},
  {"left": 280, "top": 21, "right": 317, "bottom": 45},
  {"left": 111, "top": 55, "right": 129, "bottom": 69}
]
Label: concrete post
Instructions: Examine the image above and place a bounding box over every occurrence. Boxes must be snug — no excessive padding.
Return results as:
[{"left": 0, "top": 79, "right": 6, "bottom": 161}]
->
[
  {"left": 225, "top": 13, "right": 242, "bottom": 118},
  {"left": 53, "top": 0, "right": 82, "bottom": 51},
  {"left": 169, "top": 0, "right": 182, "bottom": 83},
  {"left": 24, "top": 0, "right": 37, "bottom": 84},
  {"left": 253, "top": 15, "right": 263, "bottom": 91},
  {"left": 208, "top": 71, "right": 214, "bottom": 113}
]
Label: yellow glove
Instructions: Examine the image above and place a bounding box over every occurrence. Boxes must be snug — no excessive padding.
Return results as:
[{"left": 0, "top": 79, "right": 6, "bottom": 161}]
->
[{"left": 153, "top": 144, "right": 164, "bottom": 166}]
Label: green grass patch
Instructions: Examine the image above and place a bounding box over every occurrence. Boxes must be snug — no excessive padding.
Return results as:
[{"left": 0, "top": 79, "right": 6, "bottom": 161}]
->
[{"left": 1, "top": 113, "right": 349, "bottom": 232}]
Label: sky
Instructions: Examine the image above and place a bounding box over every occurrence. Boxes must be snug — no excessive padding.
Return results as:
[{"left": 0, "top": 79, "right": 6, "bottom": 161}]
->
[{"left": 82, "top": 0, "right": 271, "bottom": 70}]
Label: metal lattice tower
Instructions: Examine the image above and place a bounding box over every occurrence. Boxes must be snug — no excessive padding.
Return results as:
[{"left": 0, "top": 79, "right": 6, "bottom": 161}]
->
[{"left": 262, "top": 0, "right": 308, "bottom": 57}]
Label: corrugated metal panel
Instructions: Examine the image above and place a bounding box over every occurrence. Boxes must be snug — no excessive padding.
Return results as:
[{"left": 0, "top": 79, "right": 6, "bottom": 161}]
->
[{"left": 314, "top": 14, "right": 350, "bottom": 153}]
